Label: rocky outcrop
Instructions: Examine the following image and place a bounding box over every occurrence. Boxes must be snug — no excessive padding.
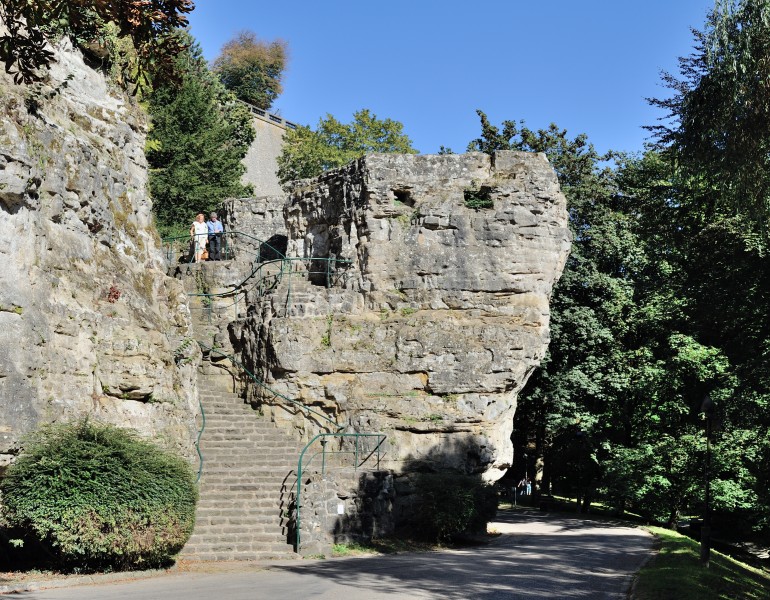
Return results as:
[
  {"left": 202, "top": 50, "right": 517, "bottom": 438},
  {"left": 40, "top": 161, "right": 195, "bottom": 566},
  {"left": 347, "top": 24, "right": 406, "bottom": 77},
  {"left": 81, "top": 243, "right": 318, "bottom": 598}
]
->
[
  {"left": 219, "top": 195, "right": 287, "bottom": 260},
  {"left": 0, "top": 38, "right": 199, "bottom": 469},
  {"left": 234, "top": 152, "right": 570, "bottom": 481}
]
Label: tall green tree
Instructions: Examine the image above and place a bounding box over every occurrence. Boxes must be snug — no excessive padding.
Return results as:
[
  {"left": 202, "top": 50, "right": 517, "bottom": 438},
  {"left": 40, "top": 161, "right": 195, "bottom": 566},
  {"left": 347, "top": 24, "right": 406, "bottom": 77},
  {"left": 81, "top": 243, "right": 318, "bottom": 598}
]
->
[
  {"left": 147, "top": 34, "right": 254, "bottom": 235},
  {"left": 649, "top": 0, "right": 770, "bottom": 236},
  {"left": 276, "top": 109, "right": 417, "bottom": 184},
  {"left": 645, "top": 0, "right": 770, "bottom": 533},
  {"left": 212, "top": 31, "right": 287, "bottom": 110}
]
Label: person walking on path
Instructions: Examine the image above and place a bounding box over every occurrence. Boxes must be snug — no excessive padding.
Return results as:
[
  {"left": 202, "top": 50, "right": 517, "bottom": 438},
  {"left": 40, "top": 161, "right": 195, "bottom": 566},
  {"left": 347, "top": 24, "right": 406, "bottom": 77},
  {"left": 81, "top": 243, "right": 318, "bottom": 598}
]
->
[
  {"left": 190, "top": 213, "right": 208, "bottom": 263},
  {"left": 207, "top": 212, "right": 224, "bottom": 261}
]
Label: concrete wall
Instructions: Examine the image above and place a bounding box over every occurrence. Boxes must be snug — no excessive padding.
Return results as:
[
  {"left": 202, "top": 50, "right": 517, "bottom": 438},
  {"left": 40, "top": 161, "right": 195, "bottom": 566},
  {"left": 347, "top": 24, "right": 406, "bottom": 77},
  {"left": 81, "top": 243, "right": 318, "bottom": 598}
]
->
[{"left": 241, "top": 108, "right": 296, "bottom": 197}]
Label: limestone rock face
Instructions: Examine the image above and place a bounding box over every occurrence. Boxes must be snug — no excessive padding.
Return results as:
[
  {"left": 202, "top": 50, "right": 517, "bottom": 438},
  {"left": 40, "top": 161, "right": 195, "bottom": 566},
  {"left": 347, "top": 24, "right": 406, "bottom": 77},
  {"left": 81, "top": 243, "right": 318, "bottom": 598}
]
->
[
  {"left": 0, "top": 39, "right": 198, "bottom": 468},
  {"left": 236, "top": 152, "right": 570, "bottom": 481}
]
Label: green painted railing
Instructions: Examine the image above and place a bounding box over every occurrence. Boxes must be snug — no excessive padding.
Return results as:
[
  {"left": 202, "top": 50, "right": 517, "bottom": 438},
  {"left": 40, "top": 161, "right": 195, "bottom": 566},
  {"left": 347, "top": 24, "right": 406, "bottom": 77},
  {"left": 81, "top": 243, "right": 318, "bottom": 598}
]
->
[
  {"left": 195, "top": 395, "right": 206, "bottom": 483},
  {"left": 295, "top": 433, "right": 387, "bottom": 552},
  {"left": 162, "top": 230, "right": 287, "bottom": 265},
  {"left": 197, "top": 341, "right": 342, "bottom": 433},
  {"left": 186, "top": 256, "right": 354, "bottom": 324}
]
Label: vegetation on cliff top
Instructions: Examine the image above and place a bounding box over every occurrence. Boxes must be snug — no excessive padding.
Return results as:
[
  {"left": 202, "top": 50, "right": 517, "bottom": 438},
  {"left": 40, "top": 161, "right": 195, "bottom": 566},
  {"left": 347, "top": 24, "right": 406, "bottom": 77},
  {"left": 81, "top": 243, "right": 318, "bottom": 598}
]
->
[
  {"left": 0, "top": 0, "right": 193, "bottom": 89},
  {"left": 276, "top": 109, "right": 417, "bottom": 184}
]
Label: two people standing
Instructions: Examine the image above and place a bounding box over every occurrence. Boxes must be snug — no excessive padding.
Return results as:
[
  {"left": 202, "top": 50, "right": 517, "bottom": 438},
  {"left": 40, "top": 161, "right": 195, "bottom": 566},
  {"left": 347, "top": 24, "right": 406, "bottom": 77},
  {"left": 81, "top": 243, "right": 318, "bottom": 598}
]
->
[{"left": 189, "top": 212, "right": 224, "bottom": 263}]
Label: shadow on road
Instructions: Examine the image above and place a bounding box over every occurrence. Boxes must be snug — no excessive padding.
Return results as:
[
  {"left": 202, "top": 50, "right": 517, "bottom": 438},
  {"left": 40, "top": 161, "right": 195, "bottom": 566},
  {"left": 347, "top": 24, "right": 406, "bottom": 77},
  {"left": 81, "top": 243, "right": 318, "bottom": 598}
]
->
[{"left": 271, "top": 508, "right": 654, "bottom": 599}]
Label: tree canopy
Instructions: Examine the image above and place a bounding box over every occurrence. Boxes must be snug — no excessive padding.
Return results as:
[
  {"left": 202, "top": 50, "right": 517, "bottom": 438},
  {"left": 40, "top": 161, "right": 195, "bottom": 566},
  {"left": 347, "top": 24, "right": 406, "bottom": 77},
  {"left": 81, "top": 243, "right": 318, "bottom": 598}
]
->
[
  {"left": 276, "top": 109, "right": 417, "bottom": 184},
  {"left": 212, "top": 30, "right": 287, "bottom": 110},
  {"left": 649, "top": 0, "right": 770, "bottom": 237},
  {"left": 146, "top": 34, "right": 254, "bottom": 235},
  {"left": 0, "top": 0, "right": 193, "bottom": 88},
  {"left": 479, "top": 3, "right": 770, "bottom": 537}
]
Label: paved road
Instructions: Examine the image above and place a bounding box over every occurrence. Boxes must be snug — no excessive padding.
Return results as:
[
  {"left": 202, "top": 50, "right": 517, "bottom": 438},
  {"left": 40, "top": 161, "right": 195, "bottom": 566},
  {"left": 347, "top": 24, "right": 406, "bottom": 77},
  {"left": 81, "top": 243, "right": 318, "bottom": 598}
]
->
[{"left": 13, "top": 510, "right": 654, "bottom": 600}]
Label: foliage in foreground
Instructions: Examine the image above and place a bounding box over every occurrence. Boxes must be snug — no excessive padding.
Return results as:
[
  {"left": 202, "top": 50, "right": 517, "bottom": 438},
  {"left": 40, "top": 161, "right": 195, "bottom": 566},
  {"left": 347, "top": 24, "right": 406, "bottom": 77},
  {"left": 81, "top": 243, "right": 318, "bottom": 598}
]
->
[
  {"left": 412, "top": 472, "right": 497, "bottom": 542},
  {"left": 276, "top": 109, "right": 417, "bottom": 184},
  {"left": 634, "top": 527, "right": 770, "bottom": 600},
  {"left": 0, "top": 420, "right": 198, "bottom": 570},
  {"left": 0, "top": 0, "right": 193, "bottom": 89}
]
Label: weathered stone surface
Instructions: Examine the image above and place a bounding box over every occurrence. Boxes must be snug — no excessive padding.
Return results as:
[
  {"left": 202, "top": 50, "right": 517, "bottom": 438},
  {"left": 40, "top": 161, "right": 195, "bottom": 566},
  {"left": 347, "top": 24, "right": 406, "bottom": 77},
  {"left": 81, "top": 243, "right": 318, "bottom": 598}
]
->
[
  {"left": 0, "top": 37, "right": 199, "bottom": 467},
  {"left": 219, "top": 195, "right": 287, "bottom": 260},
  {"left": 234, "top": 152, "right": 570, "bottom": 481}
]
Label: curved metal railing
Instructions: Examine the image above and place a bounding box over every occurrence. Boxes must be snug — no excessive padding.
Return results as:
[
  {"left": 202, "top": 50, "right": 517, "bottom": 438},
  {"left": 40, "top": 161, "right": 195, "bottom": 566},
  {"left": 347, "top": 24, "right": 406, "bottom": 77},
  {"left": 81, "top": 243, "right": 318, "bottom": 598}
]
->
[
  {"left": 197, "top": 341, "right": 342, "bottom": 433},
  {"left": 186, "top": 256, "right": 354, "bottom": 324},
  {"left": 161, "top": 230, "right": 287, "bottom": 266}
]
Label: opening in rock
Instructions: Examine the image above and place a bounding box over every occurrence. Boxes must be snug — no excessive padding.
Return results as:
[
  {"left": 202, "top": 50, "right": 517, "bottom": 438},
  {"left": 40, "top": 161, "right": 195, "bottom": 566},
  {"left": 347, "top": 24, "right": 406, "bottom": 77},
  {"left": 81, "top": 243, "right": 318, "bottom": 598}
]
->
[{"left": 393, "top": 189, "right": 415, "bottom": 207}]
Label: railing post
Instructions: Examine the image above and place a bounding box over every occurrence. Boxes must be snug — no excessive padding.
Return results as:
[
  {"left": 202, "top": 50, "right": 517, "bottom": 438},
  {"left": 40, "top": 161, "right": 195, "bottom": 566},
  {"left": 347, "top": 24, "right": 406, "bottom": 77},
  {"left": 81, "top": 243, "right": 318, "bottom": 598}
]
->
[
  {"left": 321, "top": 437, "right": 327, "bottom": 477},
  {"left": 355, "top": 436, "right": 359, "bottom": 471}
]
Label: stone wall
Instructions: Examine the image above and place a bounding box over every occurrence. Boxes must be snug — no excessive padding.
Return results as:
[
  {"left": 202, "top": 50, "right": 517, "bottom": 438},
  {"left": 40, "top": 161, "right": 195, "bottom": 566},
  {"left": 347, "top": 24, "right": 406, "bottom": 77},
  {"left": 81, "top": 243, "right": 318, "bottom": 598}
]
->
[
  {"left": 219, "top": 195, "right": 287, "bottom": 260},
  {"left": 240, "top": 115, "right": 288, "bottom": 196},
  {"left": 234, "top": 152, "right": 571, "bottom": 482},
  {"left": 296, "top": 468, "right": 394, "bottom": 556},
  {"left": 0, "top": 38, "right": 199, "bottom": 468}
]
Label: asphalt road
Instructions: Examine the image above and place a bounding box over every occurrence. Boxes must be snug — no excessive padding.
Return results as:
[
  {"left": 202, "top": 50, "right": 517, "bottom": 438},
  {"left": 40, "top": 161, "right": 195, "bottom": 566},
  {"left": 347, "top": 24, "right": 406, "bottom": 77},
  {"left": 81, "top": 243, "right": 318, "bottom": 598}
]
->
[{"left": 12, "top": 509, "right": 654, "bottom": 600}]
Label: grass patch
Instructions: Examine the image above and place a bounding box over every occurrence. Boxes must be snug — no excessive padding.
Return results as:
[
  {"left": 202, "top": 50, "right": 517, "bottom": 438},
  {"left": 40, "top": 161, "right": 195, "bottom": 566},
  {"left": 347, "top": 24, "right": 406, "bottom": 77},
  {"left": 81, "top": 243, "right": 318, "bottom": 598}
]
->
[
  {"left": 331, "top": 538, "right": 442, "bottom": 557},
  {"left": 634, "top": 526, "right": 770, "bottom": 600}
]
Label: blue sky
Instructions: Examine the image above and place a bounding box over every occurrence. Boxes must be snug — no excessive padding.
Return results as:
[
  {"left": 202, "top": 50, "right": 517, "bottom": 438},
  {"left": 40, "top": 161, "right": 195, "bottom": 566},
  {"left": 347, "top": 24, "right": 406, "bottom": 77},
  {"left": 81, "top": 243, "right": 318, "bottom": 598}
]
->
[{"left": 188, "top": 1, "right": 715, "bottom": 156}]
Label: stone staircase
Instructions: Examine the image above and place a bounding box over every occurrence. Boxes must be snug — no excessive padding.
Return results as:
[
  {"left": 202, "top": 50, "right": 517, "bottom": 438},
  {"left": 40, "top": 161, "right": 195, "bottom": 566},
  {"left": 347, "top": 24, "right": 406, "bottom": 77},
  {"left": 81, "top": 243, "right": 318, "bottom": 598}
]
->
[{"left": 180, "top": 374, "right": 302, "bottom": 560}]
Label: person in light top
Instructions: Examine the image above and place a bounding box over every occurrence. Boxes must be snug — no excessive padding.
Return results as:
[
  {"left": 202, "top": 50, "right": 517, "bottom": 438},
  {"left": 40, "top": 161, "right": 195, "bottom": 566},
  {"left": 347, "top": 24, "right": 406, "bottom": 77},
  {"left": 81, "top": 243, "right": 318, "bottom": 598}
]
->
[{"left": 190, "top": 213, "right": 208, "bottom": 263}]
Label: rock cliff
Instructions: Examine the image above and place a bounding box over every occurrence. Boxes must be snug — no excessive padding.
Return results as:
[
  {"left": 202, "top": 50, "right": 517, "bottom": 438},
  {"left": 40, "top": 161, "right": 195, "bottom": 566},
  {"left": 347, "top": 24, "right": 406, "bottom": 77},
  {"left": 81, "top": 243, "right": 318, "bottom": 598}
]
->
[
  {"left": 0, "top": 39, "right": 199, "bottom": 469},
  {"left": 233, "top": 152, "right": 570, "bottom": 481}
]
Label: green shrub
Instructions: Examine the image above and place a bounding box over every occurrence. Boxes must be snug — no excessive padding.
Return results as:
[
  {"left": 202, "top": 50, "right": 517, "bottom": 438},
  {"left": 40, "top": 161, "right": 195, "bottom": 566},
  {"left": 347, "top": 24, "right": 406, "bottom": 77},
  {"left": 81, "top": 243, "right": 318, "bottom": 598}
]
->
[
  {"left": 463, "top": 181, "right": 494, "bottom": 210},
  {"left": 413, "top": 472, "right": 498, "bottom": 542},
  {"left": 0, "top": 420, "right": 198, "bottom": 570}
]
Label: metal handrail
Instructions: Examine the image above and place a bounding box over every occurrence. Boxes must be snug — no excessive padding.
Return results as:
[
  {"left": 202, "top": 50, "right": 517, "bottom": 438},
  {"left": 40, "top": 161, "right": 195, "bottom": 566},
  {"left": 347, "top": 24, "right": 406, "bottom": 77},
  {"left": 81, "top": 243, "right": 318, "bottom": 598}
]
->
[
  {"left": 295, "top": 433, "right": 387, "bottom": 552},
  {"left": 195, "top": 395, "right": 206, "bottom": 483},
  {"left": 196, "top": 341, "right": 342, "bottom": 433},
  {"left": 161, "top": 230, "right": 287, "bottom": 266},
  {"left": 185, "top": 256, "right": 354, "bottom": 324}
]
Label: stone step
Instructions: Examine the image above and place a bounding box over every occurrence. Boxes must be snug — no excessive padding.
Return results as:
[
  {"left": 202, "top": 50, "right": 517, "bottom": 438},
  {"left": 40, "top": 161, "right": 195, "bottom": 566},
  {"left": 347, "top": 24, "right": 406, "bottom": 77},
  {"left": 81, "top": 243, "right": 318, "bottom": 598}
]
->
[
  {"left": 200, "top": 436, "right": 296, "bottom": 443},
  {"left": 183, "top": 370, "right": 306, "bottom": 561},
  {"left": 181, "top": 540, "right": 293, "bottom": 552},
  {"left": 187, "top": 527, "right": 286, "bottom": 539},
  {"left": 199, "top": 426, "right": 289, "bottom": 434},
  {"left": 195, "top": 500, "right": 285, "bottom": 513},
  {"left": 195, "top": 492, "right": 293, "bottom": 503},
  {"left": 199, "top": 465, "right": 296, "bottom": 474},
  {"left": 179, "top": 549, "right": 295, "bottom": 561},
  {"left": 199, "top": 442, "right": 295, "bottom": 451}
]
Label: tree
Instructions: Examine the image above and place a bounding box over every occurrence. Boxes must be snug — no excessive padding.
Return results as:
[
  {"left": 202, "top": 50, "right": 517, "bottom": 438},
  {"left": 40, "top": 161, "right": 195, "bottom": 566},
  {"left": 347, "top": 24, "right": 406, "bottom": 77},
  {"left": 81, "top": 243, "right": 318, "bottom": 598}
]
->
[
  {"left": 0, "top": 0, "right": 193, "bottom": 88},
  {"left": 212, "top": 31, "right": 287, "bottom": 110},
  {"left": 649, "top": 0, "right": 770, "bottom": 237},
  {"left": 276, "top": 109, "right": 417, "bottom": 184},
  {"left": 147, "top": 34, "right": 254, "bottom": 235}
]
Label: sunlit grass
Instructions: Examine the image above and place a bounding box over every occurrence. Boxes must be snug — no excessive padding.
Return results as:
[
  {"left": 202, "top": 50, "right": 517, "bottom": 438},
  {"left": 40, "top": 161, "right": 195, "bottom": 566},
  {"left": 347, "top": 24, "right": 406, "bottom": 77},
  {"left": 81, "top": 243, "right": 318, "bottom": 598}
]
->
[
  {"left": 633, "top": 526, "right": 770, "bottom": 600},
  {"left": 331, "top": 538, "right": 441, "bottom": 557}
]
